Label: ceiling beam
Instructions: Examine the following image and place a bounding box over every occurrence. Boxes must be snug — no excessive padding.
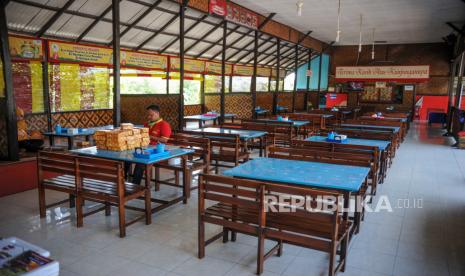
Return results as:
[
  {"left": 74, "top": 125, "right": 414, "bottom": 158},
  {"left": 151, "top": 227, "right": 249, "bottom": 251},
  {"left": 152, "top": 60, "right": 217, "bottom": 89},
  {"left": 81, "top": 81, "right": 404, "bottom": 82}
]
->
[
  {"left": 115, "top": 0, "right": 163, "bottom": 43},
  {"left": 135, "top": 14, "right": 180, "bottom": 51},
  {"left": 208, "top": 13, "right": 276, "bottom": 61},
  {"left": 446, "top": 22, "right": 464, "bottom": 35},
  {"left": 194, "top": 25, "right": 241, "bottom": 59},
  {"left": 159, "top": 14, "right": 207, "bottom": 54},
  {"left": 184, "top": 19, "right": 225, "bottom": 54},
  {"left": 36, "top": 0, "right": 76, "bottom": 37}
]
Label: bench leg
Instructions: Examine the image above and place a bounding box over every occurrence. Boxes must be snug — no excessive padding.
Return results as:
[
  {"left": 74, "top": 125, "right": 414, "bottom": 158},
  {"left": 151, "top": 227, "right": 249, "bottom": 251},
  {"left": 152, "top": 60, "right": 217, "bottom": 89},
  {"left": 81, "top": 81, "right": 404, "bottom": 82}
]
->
[
  {"left": 198, "top": 217, "right": 205, "bottom": 258},
  {"left": 257, "top": 234, "right": 265, "bottom": 275},
  {"left": 38, "top": 185, "right": 46, "bottom": 218},
  {"left": 340, "top": 234, "right": 349, "bottom": 272},
  {"left": 105, "top": 202, "right": 111, "bottom": 216},
  {"left": 277, "top": 240, "right": 283, "bottom": 257},
  {"left": 155, "top": 167, "right": 160, "bottom": 191},
  {"left": 118, "top": 203, "right": 126, "bottom": 238},
  {"left": 76, "top": 195, "right": 84, "bottom": 228},
  {"left": 328, "top": 241, "right": 337, "bottom": 276},
  {"left": 69, "top": 194, "right": 76, "bottom": 208},
  {"left": 222, "top": 228, "right": 229, "bottom": 243}
]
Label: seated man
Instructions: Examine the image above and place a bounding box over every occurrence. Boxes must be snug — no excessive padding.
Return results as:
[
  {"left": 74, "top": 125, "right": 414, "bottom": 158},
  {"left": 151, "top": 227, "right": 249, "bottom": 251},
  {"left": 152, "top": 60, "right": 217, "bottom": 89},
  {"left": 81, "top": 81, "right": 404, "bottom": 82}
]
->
[
  {"left": 17, "top": 107, "right": 44, "bottom": 152},
  {"left": 128, "top": 104, "right": 172, "bottom": 184}
]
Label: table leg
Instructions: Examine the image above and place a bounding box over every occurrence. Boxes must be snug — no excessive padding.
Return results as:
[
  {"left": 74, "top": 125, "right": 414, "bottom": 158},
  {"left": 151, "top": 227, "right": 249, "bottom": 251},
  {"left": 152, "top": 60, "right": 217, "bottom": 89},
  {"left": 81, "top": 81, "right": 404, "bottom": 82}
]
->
[
  {"left": 145, "top": 164, "right": 152, "bottom": 225},
  {"left": 182, "top": 156, "right": 189, "bottom": 204},
  {"left": 49, "top": 136, "right": 55, "bottom": 147},
  {"left": 69, "top": 195, "right": 76, "bottom": 208},
  {"left": 259, "top": 137, "right": 263, "bottom": 157},
  {"left": 68, "top": 137, "right": 74, "bottom": 150}
]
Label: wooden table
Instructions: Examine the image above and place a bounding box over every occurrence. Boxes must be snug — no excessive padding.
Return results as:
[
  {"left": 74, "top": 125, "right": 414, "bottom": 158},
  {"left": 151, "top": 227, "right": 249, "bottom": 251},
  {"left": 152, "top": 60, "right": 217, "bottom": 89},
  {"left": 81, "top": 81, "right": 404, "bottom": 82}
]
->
[
  {"left": 189, "top": 127, "right": 268, "bottom": 156},
  {"left": 71, "top": 146, "right": 194, "bottom": 215},
  {"left": 43, "top": 125, "right": 114, "bottom": 150},
  {"left": 184, "top": 114, "right": 236, "bottom": 128},
  {"left": 223, "top": 157, "right": 370, "bottom": 235}
]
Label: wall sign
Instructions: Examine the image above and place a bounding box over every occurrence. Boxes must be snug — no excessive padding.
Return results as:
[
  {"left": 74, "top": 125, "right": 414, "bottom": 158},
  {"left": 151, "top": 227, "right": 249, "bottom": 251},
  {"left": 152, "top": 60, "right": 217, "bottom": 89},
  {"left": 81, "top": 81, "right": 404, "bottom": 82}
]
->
[
  {"left": 257, "top": 67, "right": 271, "bottom": 77},
  {"left": 170, "top": 57, "right": 205, "bottom": 73},
  {"left": 121, "top": 51, "right": 168, "bottom": 70},
  {"left": 205, "top": 61, "right": 232, "bottom": 75},
  {"left": 226, "top": 2, "right": 259, "bottom": 29},
  {"left": 233, "top": 65, "right": 254, "bottom": 76},
  {"left": 9, "top": 36, "right": 43, "bottom": 61},
  {"left": 335, "top": 65, "right": 430, "bottom": 82},
  {"left": 48, "top": 41, "right": 112, "bottom": 66},
  {"left": 209, "top": 0, "right": 227, "bottom": 16}
]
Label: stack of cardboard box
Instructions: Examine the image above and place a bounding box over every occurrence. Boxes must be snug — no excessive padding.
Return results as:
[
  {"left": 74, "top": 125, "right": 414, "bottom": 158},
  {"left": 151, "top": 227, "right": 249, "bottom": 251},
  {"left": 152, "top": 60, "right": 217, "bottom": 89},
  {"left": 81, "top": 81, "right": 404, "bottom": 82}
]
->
[{"left": 94, "top": 124, "right": 150, "bottom": 151}]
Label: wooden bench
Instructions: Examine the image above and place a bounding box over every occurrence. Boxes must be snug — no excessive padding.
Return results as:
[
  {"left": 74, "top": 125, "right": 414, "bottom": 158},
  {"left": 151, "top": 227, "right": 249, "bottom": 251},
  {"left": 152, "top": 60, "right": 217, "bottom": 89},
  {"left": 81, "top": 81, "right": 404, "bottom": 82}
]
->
[
  {"left": 242, "top": 119, "right": 294, "bottom": 146},
  {"left": 198, "top": 174, "right": 351, "bottom": 276},
  {"left": 37, "top": 151, "right": 151, "bottom": 238},
  {"left": 181, "top": 131, "right": 249, "bottom": 173},
  {"left": 154, "top": 133, "right": 211, "bottom": 199}
]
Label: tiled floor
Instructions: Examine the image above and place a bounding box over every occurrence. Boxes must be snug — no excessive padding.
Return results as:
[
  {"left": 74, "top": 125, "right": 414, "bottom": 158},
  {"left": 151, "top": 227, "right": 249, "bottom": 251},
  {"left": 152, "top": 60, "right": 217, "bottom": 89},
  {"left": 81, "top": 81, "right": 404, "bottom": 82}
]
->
[{"left": 1, "top": 123, "right": 465, "bottom": 276}]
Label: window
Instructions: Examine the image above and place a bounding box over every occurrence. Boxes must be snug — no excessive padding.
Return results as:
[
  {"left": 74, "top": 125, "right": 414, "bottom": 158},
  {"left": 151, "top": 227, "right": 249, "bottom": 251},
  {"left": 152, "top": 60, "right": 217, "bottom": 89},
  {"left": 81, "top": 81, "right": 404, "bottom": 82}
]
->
[
  {"left": 256, "top": 77, "right": 269, "bottom": 92},
  {"left": 120, "top": 70, "right": 166, "bottom": 95},
  {"left": 50, "top": 63, "right": 111, "bottom": 112},
  {"left": 169, "top": 72, "right": 202, "bottom": 105},
  {"left": 205, "top": 75, "right": 230, "bottom": 93},
  {"left": 270, "top": 78, "right": 284, "bottom": 91},
  {"left": 284, "top": 73, "right": 295, "bottom": 91},
  {"left": 232, "top": 76, "right": 251, "bottom": 92}
]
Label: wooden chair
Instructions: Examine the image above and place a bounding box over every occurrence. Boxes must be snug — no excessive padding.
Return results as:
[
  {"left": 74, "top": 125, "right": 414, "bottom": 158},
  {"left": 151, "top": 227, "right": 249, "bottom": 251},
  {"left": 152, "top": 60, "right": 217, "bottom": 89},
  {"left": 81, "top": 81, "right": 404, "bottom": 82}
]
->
[
  {"left": 198, "top": 174, "right": 351, "bottom": 276},
  {"left": 242, "top": 120, "right": 294, "bottom": 146},
  {"left": 154, "top": 133, "right": 211, "bottom": 199},
  {"left": 182, "top": 131, "right": 250, "bottom": 173},
  {"left": 37, "top": 151, "right": 84, "bottom": 218},
  {"left": 75, "top": 156, "right": 151, "bottom": 237}
]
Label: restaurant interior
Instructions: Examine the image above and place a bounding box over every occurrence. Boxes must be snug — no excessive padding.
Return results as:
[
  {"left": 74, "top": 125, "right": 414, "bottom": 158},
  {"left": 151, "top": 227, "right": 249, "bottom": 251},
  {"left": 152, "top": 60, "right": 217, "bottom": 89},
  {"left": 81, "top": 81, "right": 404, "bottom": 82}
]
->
[{"left": 0, "top": 0, "right": 465, "bottom": 275}]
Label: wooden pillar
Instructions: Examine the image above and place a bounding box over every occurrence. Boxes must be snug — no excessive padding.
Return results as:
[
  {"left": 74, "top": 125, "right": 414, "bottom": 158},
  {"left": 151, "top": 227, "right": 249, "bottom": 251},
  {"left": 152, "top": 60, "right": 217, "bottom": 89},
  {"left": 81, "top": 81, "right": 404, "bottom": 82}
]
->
[
  {"left": 42, "top": 41, "right": 52, "bottom": 131},
  {"left": 317, "top": 53, "right": 323, "bottom": 109},
  {"left": 0, "top": 1, "right": 19, "bottom": 161},
  {"left": 273, "top": 38, "right": 280, "bottom": 115},
  {"left": 251, "top": 30, "right": 258, "bottom": 118},
  {"left": 112, "top": 0, "right": 121, "bottom": 127},
  {"left": 201, "top": 73, "right": 206, "bottom": 113},
  {"left": 305, "top": 48, "right": 312, "bottom": 110},
  {"left": 292, "top": 44, "right": 298, "bottom": 113},
  {"left": 178, "top": 0, "right": 187, "bottom": 130},
  {"left": 220, "top": 21, "right": 227, "bottom": 123}
]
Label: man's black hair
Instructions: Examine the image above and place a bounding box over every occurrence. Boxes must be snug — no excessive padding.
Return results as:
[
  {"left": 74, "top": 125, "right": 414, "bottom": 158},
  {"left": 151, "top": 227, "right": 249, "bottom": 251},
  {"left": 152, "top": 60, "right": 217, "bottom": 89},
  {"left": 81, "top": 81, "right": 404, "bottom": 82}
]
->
[{"left": 146, "top": 104, "right": 160, "bottom": 112}]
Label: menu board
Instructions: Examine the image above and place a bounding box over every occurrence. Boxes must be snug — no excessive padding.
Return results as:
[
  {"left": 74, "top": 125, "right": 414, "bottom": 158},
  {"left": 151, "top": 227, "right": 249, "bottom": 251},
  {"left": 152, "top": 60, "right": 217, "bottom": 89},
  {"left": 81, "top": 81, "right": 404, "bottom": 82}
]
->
[
  {"left": 48, "top": 41, "right": 113, "bottom": 65},
  {"left": 9, "top": 36, "right": 43, "bottom": 61},
  {"left": 169, "top": 57, "right": 205, "bottom": 73},
  {"left": 233, "top": 65, "right": 254, "bottom": 76},
  {"left": 205, "top": 61, "right": 232, "bottom": 75},
  {"left": 121, "top": 51, "right": 168, "bottom": 70}
]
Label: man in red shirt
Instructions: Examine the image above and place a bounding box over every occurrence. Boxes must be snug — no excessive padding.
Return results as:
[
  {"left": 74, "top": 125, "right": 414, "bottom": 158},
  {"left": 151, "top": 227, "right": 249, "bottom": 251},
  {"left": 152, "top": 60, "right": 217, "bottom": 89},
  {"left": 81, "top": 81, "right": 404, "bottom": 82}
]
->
[{"left": 129, "top": 105, "right": 172, "bottom": 184}]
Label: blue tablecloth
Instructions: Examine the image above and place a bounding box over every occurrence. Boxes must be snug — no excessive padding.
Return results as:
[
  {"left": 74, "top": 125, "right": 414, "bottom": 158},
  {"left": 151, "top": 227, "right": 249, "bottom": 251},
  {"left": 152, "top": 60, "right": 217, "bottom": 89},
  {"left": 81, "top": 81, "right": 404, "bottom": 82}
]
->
[
  {"left": 305, "top": 136, "right": 390, "bottom": 151},
  {"left": 223, "top": 157, "right": 369, "bottom": 192},
  {"left": 71, "top": 146, "right": 194, "bottom": 165},
  {"left": 43, "top": 125, "right": 115, "bottom": 137},
  {"left": 184, "top": 114, "right": 236, "bottom": 121},
  {"left": 190, "top": 127, "right": 267, "bottom": 140},
  {"left": 255, "top": 109, "right": 268, "bottom": 114},
  {"left": 339, "top": 124, "right": 400, "bottom": 133},
  {"left": 258, "top": 119, "right": 309, "bottom": 127}
]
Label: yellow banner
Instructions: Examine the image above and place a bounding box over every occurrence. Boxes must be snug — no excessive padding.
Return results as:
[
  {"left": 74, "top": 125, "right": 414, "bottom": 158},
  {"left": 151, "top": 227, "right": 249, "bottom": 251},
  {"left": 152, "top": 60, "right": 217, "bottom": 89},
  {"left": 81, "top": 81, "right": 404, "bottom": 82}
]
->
[
  {"left": 121, "top": 51, "right": 168, "bottom": 70},
  {"left": 9, "top": 36, "right": 43, "bottom": 60},
  {"left": 49, "top": 41, "right": 113, "bottom": 65},
  {"left": 335, "top": 66, "right": 430, "bottom": 81},
  {"left": 257, "top": 67, "right": 271, "bottom": 77},
  {"left": 205, "top": 61, "right": 232, "bottom": 75},
  {"left": 233, "top": 65, "right": 254, "bottom": 76},
  {"left": 170, "top": 57, "right": 205, "bottom": 73},
  {"left": 271, "top": 68, "right": 287, "bottom": 78}
]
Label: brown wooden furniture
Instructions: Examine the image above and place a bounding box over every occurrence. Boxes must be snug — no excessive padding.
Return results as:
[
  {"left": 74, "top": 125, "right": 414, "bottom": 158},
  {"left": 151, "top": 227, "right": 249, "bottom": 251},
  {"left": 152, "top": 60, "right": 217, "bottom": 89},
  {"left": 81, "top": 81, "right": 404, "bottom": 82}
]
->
[
  {"left": 198, "top": 174, "right": 351, "bottom": 276},
  {"left": 181, "top": 131, "right": 249, "bottom": 173},
  {"left": 37, "top": 151, "right": 151, "bottom": 237},
  {"left": 242, "top": 119, "right": 294, "bottom": 146},
  {"left": 76, "top": 155, "right": 150, "bottom": 237},
  {"left": 154, "top": 133, "right": 211, "bottom": 198}
]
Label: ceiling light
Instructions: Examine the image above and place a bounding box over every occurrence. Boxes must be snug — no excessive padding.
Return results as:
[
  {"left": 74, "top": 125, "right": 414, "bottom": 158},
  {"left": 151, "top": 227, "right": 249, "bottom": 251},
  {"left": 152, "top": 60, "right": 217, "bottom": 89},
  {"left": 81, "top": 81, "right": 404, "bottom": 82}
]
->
[
  {"left": 297, "top": 0, "right": 304, "bottom": 16},
  {"left": 358, "top": 14, "right": 363, "bottom": 53},
  {"left": 335, "top": 0, "right": 341, "bottom": 43},
  {"left": 371, "top": 28, "right": 375, "bottom": 60}
]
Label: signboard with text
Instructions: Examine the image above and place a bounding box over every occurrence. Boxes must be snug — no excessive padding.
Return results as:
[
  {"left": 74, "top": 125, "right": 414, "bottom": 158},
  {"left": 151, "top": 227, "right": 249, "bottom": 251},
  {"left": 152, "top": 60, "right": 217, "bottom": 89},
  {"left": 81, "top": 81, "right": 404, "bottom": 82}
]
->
[
  {"left": 335, "top": 65, "right": 430, "bottom": 82},
  {"left": 209, "top": 0, "right": 227, "bottom": 16}
]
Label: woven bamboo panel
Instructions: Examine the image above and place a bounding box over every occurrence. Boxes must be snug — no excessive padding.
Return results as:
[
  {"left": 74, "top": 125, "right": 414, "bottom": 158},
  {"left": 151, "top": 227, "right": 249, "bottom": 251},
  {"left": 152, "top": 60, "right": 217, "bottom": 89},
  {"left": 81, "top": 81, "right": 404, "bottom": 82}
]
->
[
  {"left": 205, "top": 95, "right": 221, "bottom": 113},
  {"left": 225, "top": 94, "right": 253, "bottom": 119},
  {"left": 121, "top": 95, "right": 180, "bottom": 129},
  {"left": 52, "top": 109, "right": 113, "bottom": 129},
  {"left": 184, "top": 104, "right": 202, "bottom": 116},
  {"left": 277, "top": 93, "right": 293, "bottom": 110},
  {"left": 256, "top": 93, "right": 273, "bottom": 110},
  {"left": 25, "top": 113, "right": 48, "bottom": 132}
]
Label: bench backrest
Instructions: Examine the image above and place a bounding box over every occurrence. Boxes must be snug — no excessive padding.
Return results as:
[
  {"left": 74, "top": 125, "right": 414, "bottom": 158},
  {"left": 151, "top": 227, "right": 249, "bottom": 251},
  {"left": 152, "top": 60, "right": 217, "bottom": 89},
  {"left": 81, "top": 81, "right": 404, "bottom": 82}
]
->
[
  {"left": 171, "top": 133, "right": 211, "bottom": 160},
  {"left": 37, "top": 151, "right": 76, "bottom": 176}
]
